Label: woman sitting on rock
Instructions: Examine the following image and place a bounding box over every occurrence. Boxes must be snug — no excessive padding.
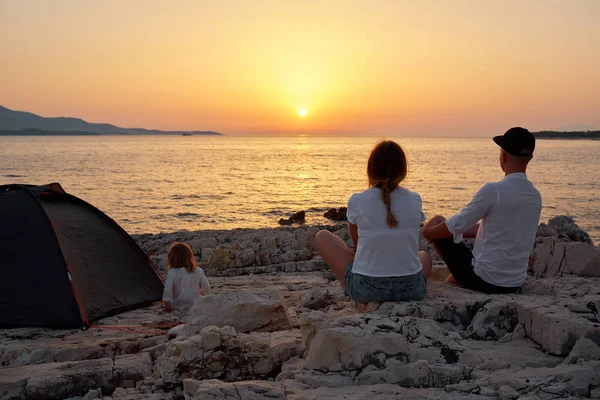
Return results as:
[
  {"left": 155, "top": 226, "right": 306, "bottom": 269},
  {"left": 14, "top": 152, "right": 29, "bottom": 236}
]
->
[{"left": 315, "top": 140, "right": 432, "bottom": 303}]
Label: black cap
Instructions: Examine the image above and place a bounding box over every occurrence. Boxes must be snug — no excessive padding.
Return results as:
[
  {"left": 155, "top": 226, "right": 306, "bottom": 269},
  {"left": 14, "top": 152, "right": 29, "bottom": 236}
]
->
[{"left": 493, "top": 127, "right": 535, "bottom": 157}]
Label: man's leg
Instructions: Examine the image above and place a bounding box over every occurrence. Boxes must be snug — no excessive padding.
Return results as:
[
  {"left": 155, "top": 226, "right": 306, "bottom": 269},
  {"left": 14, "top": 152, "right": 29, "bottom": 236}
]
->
[{"left": 424, "top": 215, "right": 480, "bottom": 288}]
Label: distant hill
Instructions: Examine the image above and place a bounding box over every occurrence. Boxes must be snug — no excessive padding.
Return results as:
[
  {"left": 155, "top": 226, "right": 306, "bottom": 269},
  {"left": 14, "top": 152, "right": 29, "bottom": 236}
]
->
[
  {"left": 0, "top": 105, "right": 222, "bottom": 135},
  {"left": 533, "top": 130, "right": 600, "bottom": 139}
]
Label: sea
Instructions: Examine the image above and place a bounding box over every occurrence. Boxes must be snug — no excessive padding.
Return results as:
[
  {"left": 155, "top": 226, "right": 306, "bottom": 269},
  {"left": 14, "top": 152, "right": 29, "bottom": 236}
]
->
[{"left": 1, "top": 136, "right": 599, "bottom": 243}]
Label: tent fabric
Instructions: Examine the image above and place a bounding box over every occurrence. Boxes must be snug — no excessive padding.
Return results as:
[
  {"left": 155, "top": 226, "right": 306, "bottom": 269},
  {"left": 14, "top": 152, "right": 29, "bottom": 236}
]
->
[{"left": 0, "top": 183, "right": 164, "bottom": 329}]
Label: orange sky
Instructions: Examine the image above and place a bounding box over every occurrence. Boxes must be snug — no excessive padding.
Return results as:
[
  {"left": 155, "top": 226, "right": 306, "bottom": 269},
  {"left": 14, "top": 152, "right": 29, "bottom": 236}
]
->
[{"left": 1, "top": 0, "right": 599, "bottom": 136}]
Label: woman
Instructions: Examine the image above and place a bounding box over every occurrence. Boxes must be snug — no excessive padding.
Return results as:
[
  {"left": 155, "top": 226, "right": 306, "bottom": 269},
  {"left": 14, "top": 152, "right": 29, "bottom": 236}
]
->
[{"left": 315, "top": 140, "right": 432, "bottom": 303}]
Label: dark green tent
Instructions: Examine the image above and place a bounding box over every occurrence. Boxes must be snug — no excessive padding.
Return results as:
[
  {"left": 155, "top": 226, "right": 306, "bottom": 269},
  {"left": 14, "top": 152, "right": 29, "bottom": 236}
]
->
[{"left": 0, "top": 183, "right": 164, "bottom": 329}]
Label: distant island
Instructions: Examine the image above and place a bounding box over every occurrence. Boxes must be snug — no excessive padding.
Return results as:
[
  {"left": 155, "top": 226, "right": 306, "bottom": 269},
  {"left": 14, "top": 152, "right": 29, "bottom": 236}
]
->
[
  {"left": 533, "top": 130, "right": 600, "bottom": 140},
  {"left": 0, "top": 105, "right": 222, "bottom": 136}
]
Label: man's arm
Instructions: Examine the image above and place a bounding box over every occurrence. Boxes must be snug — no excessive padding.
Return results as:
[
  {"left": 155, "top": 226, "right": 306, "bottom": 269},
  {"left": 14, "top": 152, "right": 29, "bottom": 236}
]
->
[
  {"left": 422, "top": 221, "right": 452, "bottom": 242},
  {"left": 463, "top": 223, "right": 480, "bottom": 239},
  {"left": 425, "top": 184, "right": 497, "bottom": 243},
  {"left": 349, "top": 223, "right": 358, "bottom": 254}
]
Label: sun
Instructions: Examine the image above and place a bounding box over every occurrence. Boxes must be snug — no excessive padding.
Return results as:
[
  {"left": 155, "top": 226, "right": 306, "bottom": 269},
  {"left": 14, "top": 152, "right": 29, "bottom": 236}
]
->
[{"left": 298, "top": 109, "right": 307, "bottom": 117}]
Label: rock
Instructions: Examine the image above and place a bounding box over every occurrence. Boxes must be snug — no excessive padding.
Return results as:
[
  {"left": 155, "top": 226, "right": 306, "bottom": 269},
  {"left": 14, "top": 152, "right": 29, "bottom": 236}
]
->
[
  {"left": 0, "top": 358, "right": 114, "bottom": 399},
  {"left": 167, "top": 324, "right": 185, "bottom": 339},
  {"left": 301, "top": 288, "right": 331, "bottom": 310},
  {"left": 488, "top": 362, "right": 600, "bottom": 398},
  {"left": 113, "top": 353, "right": 152, "bottom": 388},
  {"left": 563, "top": 337, "right": 600, "bottom": 364},
  {"left": 547, "top": 215, "right": 594, "bottom": 245},
  {"left": 156, "top": 328, "right": 303, "bottom": 385},
  {"left": 183, "top": 379, "right": 286, "bottom": 400},
  {"left": 193, "top": 237, "right": 218, "bottom": 252},
  {"left": 536, "top": 223, "right": 557, "bottom": 238},
  {"left": 429, "top": 364, "right": 466, "bottom": 388},
  {"left": 517, "top": 300, "right": 600, "bottom": 355},
  {"left": 200, "top": 326, "right": 222, "bottom": 350},
  {"left": 184, "top": 291, "right": 290, "bottom": 334},
  {"left": 207, "top": 245, "right": 238, "bottom": 271},
  {"left": 497, "top": 385, "right": 520, "bottom": 400},
  {"left": 530, "top": 238, "right": 600, "bottom": 278},
  {"left": 324, "top": 207, "right": 347, "bottom": 221},
  {"left": 305, "top": 326, "right": 410, "bottom": 372},
  {"left": 466, "top": 303, "right": 519, "bottom": 340},
  {"left": 235, "top": 248, "right": 256, "bottom": 268},
  {"left": 278, "top": 211, "right": 305, "bottom": 225}
]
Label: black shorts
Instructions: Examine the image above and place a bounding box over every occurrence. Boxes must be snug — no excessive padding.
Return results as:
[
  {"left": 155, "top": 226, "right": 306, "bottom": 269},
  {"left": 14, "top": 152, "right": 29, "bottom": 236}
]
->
[{"left": 434, "top": 238, "right": 521, "bottom": 294}]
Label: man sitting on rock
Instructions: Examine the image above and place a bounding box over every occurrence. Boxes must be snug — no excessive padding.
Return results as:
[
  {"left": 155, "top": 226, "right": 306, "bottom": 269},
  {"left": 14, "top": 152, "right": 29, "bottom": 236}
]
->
[{"left": 422, "top": 127, "right": 542, "bottom": 294}]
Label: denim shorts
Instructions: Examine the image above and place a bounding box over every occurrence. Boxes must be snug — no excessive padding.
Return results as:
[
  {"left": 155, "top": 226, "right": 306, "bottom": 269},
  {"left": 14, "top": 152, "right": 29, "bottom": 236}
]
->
[{"left": 344, "top": 263, "right": 427, "bottom": 303}]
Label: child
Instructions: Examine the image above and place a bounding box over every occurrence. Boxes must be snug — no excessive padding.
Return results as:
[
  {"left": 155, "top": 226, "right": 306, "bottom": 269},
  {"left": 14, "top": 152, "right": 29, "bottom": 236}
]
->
[
  {"left": 163, "top": 242, "right": 211, "bottom": 311},
  {"left": 315, "top": 140, "right": 432, "bottom": 303}
]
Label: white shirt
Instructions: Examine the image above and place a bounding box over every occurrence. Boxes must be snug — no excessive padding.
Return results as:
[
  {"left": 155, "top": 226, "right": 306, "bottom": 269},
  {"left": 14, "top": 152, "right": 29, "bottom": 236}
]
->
[
  {"left": 162, "top": 267, "right": 211, "bottom": 310},
  {"left": 347, "top": 187, "right": 426, "bottom": 277},
  {"left": 446, "top": 173, "right": 542, "bottom": 287}
]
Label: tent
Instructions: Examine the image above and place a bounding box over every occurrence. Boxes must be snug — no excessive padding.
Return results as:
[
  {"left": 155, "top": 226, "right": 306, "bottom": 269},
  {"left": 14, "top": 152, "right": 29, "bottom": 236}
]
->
[{"left": 0, "top": 183, "right": 164, "bottom": 329}]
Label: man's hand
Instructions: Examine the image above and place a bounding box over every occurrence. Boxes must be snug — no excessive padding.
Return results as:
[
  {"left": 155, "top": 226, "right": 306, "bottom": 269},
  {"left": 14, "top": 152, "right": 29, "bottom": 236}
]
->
[
  {"left": 422, "top": 216, "right": 452, "bottom": 242},
  {"left": 164, "top": 301, "right": 173, "bottom": 312}
]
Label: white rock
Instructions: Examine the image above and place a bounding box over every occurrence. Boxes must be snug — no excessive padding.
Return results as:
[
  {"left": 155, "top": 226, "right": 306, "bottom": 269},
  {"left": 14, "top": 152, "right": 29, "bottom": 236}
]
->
[
  {"left": 185, "top": 291, "right": 290, "bottom": 334},
  {"left": 305, "top": 326, "right": 410, "bottom": 372},
  {"left": 563, "top": 337, "right": 600, "bottom": 364}
]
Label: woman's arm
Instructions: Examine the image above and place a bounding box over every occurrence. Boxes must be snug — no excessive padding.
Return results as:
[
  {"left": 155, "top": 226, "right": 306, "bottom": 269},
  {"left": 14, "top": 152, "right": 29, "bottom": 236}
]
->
[
  {"left": 349, "top": 223, "right": 358, "bottom": 254},
  {"left": 198, "top": 269, "right": 211, "bottom": 295},
  {"left": 162, "top": 271, "right": 174, "bottom": 311}
]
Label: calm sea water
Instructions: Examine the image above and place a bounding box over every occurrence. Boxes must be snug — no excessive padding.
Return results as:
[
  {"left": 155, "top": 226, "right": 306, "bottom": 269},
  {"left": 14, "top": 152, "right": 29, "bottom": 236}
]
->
[{"left": 1, "top": 136, "right": 599, "bottom": 243}]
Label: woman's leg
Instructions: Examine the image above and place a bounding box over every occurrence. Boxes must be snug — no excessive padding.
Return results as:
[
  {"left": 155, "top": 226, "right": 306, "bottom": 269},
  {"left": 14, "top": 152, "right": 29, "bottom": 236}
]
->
[
  {"left": 315, "top": 230, "right": 354, "bottom": 287},
  {"left": 418, "top": 251, "right": 433, "bottom": 279}
]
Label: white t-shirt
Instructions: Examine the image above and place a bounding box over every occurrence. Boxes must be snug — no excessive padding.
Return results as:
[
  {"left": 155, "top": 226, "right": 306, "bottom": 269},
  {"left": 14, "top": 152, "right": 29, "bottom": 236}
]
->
[
  {"left": 445, "top": 173, "right": 542, "bottom": 287},
  {"left": 162, "top": 267, "right": 211, "bottom": 310},
  {"left": 347, "top": 187, "right": 426, "bottom": 277}
]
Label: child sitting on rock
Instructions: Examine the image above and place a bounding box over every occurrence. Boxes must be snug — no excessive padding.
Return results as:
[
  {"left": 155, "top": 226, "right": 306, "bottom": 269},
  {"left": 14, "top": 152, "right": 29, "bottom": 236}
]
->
[{"left": 163, "top": 242, "right": 211, "bottom": 311}]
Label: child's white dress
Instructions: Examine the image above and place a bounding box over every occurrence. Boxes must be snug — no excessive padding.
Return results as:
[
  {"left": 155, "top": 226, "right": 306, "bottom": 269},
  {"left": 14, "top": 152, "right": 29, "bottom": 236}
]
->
[{"left": 162, "top": 267, "right": 211, "bottom": 310}]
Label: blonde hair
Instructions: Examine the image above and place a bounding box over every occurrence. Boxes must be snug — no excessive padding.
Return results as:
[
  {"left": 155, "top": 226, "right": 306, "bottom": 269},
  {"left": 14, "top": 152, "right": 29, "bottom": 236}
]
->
[
  {"left": 367, "top": 140, "right": 408, "bottom": 228},
  {"left": 168, "top": 242, "right": 196, "bottom": 273}
]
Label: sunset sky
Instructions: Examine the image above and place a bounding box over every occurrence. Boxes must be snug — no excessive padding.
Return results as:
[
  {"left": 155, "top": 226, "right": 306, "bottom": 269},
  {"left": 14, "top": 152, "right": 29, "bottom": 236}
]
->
[{"left": 1, "top": 1, "right": 599, "bottom": 136}]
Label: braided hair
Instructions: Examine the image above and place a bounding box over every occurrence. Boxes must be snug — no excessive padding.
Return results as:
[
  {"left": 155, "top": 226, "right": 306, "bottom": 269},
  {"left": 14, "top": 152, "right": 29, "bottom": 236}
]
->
[{"left": 366, "top": 141, "right": 408, "bottom": 228}]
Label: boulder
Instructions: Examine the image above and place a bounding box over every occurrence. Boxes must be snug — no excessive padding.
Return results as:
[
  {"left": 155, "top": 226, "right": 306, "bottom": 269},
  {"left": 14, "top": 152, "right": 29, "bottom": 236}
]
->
[
  {"left": 278, "top": 211, "right": 305, "bottom": 226},
  {"left": 516, "top": 301, "right": 600, "bottom": 355},
  {"left": 547, "top": 215, "right": 594, "bottom": 245},
  {"left": 113, "top": 353, "right": 153, "bottom": 388},
  {"left": 235, "top": 248, "right": 256, "bottom": 268},
  {"left": 185, "top": 291, "right": 290, "bottom": 334},
  {"left": 564, "top": 337, "right": 600, "bottom": 364},
  {"left": 301, "top": 288, "right": 331, "bottom": 310},
  {"left": 183, "top": 379, "right": 286, "bottom": 400},
  {"left": 466, "top": 303, "right": 519, "bottom": 340},
  {"left": 304, "top": 326, "right": 410, "bottom": 372},
  {"left": 156, "top": 327, "right": 303, "bottom": 385},
  {"left": 324, "top": 207, "right": 347, "bottom": 221},
  {"left": 207, "top": 245, "right": 238, "bottom": 271},
  {"left": 530, "top": 239, "right": 600, "bottom": 278},
  {"left": 190, "top": 237, "right": 219, "bottom": 255},
  {"left": 0, "top": 358, "right": 114, "bottom": 400}
]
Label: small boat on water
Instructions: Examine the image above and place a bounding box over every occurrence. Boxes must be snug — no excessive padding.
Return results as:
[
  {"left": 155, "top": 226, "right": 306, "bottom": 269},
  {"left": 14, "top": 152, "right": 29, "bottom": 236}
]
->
[{"left": 182, "top": 133, "right": 192, "bottom": 136}]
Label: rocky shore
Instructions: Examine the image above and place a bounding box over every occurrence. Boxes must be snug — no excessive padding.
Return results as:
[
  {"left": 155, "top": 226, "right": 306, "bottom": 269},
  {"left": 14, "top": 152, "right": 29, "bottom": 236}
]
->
[{"left": 1, "top": 216, "right": 599, "bottom": 400}]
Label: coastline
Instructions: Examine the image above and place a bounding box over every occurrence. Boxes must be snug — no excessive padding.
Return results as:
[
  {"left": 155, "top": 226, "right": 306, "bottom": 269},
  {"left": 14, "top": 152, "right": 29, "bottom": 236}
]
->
[{"left": 1, "top": 216, "right": 599, "bottom": 400}]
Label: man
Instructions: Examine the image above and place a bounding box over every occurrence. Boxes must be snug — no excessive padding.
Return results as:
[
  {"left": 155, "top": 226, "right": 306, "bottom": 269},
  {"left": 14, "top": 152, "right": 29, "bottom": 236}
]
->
[{"left": 422, "top": 127, "right": 542, "bottom": 294}]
